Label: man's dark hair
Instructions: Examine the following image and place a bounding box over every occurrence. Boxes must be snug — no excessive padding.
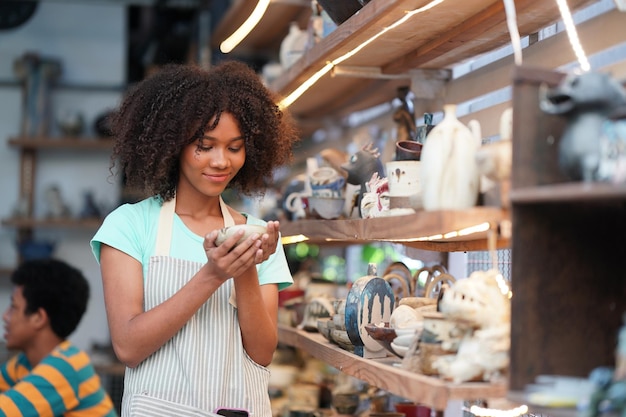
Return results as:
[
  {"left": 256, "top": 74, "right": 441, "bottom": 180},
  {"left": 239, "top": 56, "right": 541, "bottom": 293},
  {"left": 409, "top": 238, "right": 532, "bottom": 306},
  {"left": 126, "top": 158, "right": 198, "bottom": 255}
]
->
[{"left": 11, "top": 258, "right": 90, "bottom": 339}]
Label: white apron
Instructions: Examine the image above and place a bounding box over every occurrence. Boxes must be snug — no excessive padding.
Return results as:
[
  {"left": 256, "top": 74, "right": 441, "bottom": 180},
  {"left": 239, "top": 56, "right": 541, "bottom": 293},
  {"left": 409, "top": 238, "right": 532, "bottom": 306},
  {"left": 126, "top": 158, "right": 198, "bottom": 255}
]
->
[{"left": 122, "top": 196, "right": 271, "bottom": 417}]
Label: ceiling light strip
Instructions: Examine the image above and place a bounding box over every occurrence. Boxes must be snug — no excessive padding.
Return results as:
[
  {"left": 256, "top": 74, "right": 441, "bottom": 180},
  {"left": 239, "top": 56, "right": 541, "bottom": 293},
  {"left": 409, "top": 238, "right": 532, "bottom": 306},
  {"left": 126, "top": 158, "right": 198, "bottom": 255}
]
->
[
  {"left": 279, "top": 0, "right": 446, "bottom": 109},
  {"left": 555, "top": 0, "right": 591, "bottom": 72},
  {"left": 220, "top": 0, "right": 271, "bottom": 54}
]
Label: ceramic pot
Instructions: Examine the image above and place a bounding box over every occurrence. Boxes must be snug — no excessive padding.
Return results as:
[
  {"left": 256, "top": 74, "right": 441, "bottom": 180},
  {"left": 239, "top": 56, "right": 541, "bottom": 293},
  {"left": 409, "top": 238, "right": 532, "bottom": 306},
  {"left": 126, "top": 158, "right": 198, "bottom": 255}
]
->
[
  {"left": 395, "top": 140, "right": 422, "bottom": 161},
  {"left": 316, "top": 0, "right": 363, "bottom": 25},
  {"left": 345, "top": 265, "right": 395, "bottom": 358},
  {"left": 420, "top": 104, "right": 481, "bottom": 210}
]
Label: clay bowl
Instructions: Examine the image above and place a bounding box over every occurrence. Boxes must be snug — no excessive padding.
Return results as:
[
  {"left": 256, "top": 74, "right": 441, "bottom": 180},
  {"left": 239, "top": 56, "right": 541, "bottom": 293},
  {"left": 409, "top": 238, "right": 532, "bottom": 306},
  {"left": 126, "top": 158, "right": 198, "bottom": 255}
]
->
[
  {"left": 215, "top": 224, "right": 267, "bottom": 247},
  {"left": 364, "top": 322, "right": 401, "bottom": 358},
  {"left": 307, "top": 196, "right": 345, "bottom": 220}
]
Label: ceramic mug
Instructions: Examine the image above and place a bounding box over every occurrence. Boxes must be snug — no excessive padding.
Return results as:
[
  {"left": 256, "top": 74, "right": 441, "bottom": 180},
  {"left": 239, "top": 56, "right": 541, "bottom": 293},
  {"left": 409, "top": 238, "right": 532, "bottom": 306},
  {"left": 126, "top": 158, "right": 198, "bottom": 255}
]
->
[
  {"left": 386, "top": 161, "right": 421, "bottom": 196},
  {"left": 395, "top": 402, "right": 432, "bottom": 417},
  {"left": 395, "top": 140, "right": 423, "bottom": 161},
  {"left": 309, "top": 167, "right": 345, "bottom": 197}
]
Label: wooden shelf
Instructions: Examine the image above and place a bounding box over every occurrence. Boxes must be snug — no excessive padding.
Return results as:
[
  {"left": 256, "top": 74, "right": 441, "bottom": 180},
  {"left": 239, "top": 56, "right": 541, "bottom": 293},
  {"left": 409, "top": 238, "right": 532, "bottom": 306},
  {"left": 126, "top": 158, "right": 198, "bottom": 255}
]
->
[
  {"left": 2, "top": 217, "right": 104, "bottom": 229},
  {"left": 510, "top": 182, "right": 626, "bottom": 204},
  {"left": 270, "top": 0, "right": 595, "bottom": 126},
  {"left": 278, "top": 324, "right": 508, "bottom": 411},
  {"left": 8, "top": 137, "right": 114, "bottom": 150},
  {"left": 280, "top": 207, "right": 510, "bottom": 251}
]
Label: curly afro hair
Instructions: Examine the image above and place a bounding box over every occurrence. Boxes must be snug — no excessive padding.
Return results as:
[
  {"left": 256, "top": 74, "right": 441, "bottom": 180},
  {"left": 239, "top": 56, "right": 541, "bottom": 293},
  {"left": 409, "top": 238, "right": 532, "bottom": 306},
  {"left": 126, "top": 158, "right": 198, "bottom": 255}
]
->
[{"left": 110, "top": 60, "right": 300, "bottom": 201}]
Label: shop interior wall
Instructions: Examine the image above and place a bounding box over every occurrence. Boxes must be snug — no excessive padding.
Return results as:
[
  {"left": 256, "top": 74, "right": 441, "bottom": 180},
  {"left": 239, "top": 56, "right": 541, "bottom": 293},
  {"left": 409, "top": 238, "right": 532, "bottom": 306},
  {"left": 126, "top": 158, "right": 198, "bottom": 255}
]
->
[{"left": 0, "top": 2, "right": 125, "bottom": 352}]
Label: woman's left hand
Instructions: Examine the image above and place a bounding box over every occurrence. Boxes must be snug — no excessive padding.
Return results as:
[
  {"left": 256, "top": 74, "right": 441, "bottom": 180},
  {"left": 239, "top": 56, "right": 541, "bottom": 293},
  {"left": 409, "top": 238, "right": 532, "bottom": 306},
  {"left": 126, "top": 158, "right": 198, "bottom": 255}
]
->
[{"left": 256, "top": 220, "right": 279, "bottom": 263}]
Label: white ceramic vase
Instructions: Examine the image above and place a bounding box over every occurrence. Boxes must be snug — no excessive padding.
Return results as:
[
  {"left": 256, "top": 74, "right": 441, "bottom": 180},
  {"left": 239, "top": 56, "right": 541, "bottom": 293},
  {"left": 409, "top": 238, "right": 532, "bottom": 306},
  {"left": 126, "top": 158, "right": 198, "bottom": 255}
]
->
[{"left": 420, "top": 104, "right": 481, "bottom": 210}]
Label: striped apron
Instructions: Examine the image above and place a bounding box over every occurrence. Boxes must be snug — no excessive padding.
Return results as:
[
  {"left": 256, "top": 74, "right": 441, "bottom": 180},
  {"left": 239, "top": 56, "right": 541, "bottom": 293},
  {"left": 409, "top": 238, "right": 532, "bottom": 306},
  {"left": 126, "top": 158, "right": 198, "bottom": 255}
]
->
[{"left": 122, "top": 197, "right": 271, "bottom": 417}]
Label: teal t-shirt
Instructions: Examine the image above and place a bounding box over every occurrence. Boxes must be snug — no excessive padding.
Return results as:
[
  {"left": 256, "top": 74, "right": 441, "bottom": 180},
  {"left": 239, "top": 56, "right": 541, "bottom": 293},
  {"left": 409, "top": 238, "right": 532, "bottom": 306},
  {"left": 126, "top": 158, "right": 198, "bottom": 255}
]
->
[{"left": 91, "top": 196, "right": 293, "bottom": 290}]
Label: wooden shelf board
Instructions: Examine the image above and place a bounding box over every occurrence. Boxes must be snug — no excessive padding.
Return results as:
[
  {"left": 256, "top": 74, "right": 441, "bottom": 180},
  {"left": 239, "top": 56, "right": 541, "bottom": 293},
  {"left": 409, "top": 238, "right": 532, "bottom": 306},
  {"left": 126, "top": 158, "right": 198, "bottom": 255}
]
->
[
  {"left": 510, "top": 182, "right": 626, "bottom": 204},
  {"left": 280, "top": 207, "right": 510, "bottom": 251},
  {"left": 8, "top": 137, "right": 114, "bottom": 150},
  {"left": 278, "top": 324, "right": 508, "bottom": 410},
  {"left": 2, "top": 217, "right": 104, "bottom": 229},
  {"left": 271, "top": 0, "right": 595, "bottom": 124}
]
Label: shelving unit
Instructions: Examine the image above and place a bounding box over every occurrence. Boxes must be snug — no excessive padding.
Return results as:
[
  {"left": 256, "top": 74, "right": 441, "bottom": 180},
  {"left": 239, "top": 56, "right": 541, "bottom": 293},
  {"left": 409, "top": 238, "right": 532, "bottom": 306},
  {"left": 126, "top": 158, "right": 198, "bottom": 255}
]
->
[
  {"left": 2, "top": 136, "right": 115, "bottom": 241},
  {"left": 508, "top": 66, "right": 626, "bottom": 392},
  {"left": 278, "top": 325, "right": 507, "bottom": 412},
  {"left": 211, "top": 0, "right": 625, "bottom": 414}
]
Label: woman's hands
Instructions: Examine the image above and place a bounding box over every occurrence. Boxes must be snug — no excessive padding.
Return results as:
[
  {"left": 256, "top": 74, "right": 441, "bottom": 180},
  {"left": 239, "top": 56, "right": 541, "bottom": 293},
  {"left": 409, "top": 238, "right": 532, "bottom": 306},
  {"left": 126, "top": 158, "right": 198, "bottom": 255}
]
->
[
  {"left": 203, "top": 221, "right": 280, "bottom": 274},
  {"left": 203, "top": 229, "right": 262, "bottom": 281},
  {"left": 257, "top": 220, "right": 280, "bottom": 263}
]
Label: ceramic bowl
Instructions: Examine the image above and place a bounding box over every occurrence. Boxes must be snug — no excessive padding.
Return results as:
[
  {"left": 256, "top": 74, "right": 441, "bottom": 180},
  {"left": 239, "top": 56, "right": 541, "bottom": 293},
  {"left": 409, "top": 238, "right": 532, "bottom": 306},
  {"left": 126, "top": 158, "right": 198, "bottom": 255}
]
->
[
  {"left": 215, "top": 224, "right": 267, "bottom": 247},
  {"left": 317, "top": 317, "right": 333, "bottom": 342},
  {"left": 332, "top": 392, "right": 360, "bottom": 415},
  {"left": 390, "top": 341, "right": 409, "bottom": 358},
  {"left": 308, "top": 196, "right": 345, "bottom": 220},
  {"left": 331, "top": 329, "right": 355, "bottom": 352},
  {"left": 364, "top": 322, "right": 401, "bottom": 358}
]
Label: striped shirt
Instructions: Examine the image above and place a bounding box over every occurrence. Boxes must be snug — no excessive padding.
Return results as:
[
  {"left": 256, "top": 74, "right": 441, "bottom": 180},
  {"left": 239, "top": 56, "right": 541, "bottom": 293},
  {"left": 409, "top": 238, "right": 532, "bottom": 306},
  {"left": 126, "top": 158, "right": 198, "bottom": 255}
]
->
[{"left": 0, "top": 340, "right": 117, "bottom": 417}]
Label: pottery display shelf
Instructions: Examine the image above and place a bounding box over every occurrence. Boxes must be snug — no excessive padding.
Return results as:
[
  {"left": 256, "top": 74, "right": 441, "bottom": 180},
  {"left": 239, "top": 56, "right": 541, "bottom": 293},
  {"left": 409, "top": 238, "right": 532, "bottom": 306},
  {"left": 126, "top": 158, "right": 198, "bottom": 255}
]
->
[
  {"left": 280, "top": 207, "right": 511, "bottom": 252},
  {"left": 277, "top": 324, "right": 508, "bottom": 413}
]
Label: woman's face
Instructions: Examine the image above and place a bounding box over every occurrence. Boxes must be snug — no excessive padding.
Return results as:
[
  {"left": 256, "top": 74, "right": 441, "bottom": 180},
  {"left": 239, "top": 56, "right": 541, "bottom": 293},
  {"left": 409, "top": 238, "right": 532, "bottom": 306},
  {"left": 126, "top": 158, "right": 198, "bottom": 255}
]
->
[{"left": 179, "top": 112, "right": 246, "bottom": 197}]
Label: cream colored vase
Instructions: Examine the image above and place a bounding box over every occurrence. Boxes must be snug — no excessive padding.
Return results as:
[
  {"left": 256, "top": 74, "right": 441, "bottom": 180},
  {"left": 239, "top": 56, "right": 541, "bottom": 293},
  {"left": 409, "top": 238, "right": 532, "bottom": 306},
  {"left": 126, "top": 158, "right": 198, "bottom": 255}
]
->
[{"left": 420, "top": 104, "right": 481, "bottom": 210}]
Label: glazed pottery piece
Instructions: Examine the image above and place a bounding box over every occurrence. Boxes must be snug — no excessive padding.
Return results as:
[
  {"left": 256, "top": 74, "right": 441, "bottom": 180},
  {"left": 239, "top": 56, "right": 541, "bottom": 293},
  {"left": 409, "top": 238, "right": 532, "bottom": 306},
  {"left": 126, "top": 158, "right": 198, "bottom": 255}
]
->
[
  {"left": 386, "top": 160, "right": 422, "bottom": 210},
  {"left": 309, "top": 166, "right": 345, "bottom": 197},
  {"left": 340, "top": 143, "right": 385, "bottom": 217},
  {"left": 215, "top": 224, "right": 267, "bottom": 247},
  {"left": 364, "top": 322, "right": 401, "bottom": 358},
  {"left": 344, "top": 265, "right": 395, "bottom": 358},
  {"left": 316, "top": 0, "right": 363, "bottom": 25},
  {"left": 420, "top": 104, "right": 481, "bottom": 210},
  {"left": 395, "top": 140, "right": 422, "bottom": 161}
]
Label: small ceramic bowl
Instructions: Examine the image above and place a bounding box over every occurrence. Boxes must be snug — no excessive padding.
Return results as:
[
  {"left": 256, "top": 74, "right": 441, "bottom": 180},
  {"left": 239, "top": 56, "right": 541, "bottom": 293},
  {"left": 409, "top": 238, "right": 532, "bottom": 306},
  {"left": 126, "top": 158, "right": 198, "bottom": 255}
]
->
[
  {"left": 364, "top": 322, "right": 401, "bottom": 358},
  {"left": 215, "top": 224, "right": 267, "bottom": 247},
  {"left": 308, "top": 196, "right": 345, "bottom": 219}
]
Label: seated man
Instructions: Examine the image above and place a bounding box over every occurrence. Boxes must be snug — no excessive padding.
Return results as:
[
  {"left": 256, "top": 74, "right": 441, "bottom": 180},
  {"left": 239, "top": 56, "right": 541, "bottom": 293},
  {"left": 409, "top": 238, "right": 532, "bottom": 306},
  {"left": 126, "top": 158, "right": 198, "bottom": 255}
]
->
[{"left": 0, "top": 258, "right": 117, "bottom": 417}]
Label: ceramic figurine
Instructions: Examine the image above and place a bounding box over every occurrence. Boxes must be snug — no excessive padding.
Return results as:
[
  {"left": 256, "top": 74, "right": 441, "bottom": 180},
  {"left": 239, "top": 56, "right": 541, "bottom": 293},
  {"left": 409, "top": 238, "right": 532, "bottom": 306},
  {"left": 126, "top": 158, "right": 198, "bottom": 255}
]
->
[
  {"left": 416, "top": 113, "right": 434, "bottom": 144},
  {"left": 392, "top": 86, "right": 417, "bottom": 143},
  {"left": 360, "top": 172, "right": 390, "bottom": 218},
  {"left": 14, "top": 52, "right": 62, "bottom": 136},
  {"left": 44, "top": 185, "right": 71, "bottom": 219},
  {"left": 420, "top": 104, "right": 482, "bottom": 210},
  {"left": 475, "top": 107, "right": 513, "bottom": 207},
  {"left": 433, "top": 269, "right": 511, "bottom": 383},
  {"left": 279, "top": 21, "right": 308, "bottom": 70},
  {"left": 340, "top": 143, "right": 385, "bottom": 217},
  {"left": 540, "top": 71, "right": 626, "bottom": 182}
]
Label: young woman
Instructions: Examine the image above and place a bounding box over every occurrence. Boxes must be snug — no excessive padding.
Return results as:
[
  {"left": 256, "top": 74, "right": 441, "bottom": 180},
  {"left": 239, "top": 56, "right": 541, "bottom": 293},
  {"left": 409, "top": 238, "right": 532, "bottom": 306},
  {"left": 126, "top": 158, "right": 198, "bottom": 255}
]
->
[{"left": 91, "top": 61, "right": 299, "bottom": 417}]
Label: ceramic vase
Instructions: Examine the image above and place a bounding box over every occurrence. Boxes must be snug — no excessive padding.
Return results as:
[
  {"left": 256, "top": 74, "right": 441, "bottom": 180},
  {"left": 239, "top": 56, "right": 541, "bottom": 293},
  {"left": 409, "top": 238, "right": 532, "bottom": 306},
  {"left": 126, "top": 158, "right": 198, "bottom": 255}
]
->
[{"left": 420, "top": 104, "right": 481, "bottom": 210}]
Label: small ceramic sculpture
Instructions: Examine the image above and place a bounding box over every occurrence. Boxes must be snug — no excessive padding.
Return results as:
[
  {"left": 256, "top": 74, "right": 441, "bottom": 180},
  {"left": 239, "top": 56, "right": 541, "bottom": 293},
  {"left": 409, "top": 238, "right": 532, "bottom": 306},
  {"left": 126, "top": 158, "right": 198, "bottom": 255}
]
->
[
  {"left": 341, "top": 143, "right": 385, "bottom": 217},
  {"left": 279, "top": 22, "right": 308, "bottom": 70},
  {"left": 44, "top": 185, "right": 71, "bottom": 219},
  {"left": 432, "top": 269, "right": 511, "bottom": 383},
  {"left": 420, "top": 104, "right": 482, "bottom": 210},
  {"left": 540, "top": 71, "right": 626, "bottom": 181},
  {"left": 392, "top": 86, "right": 417, "bottom": 143},
  {"left": 360, "top": 172, "right": 390, "bottom": 218},
  {"left": 475, "top": 108, "right": 513, "bottom": 207}
]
